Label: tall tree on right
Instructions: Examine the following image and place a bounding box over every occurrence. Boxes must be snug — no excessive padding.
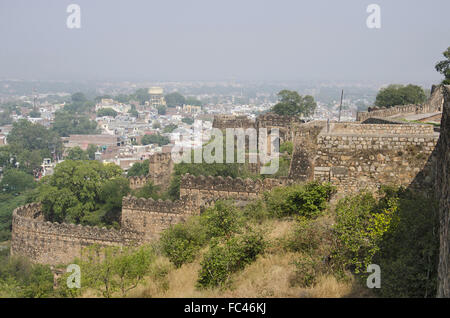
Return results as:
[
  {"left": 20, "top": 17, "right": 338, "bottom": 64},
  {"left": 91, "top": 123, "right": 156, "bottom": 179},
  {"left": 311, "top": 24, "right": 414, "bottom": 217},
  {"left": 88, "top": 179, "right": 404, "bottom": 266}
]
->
[{"left": 435, "top": 46, "right": 450, "bottom": 85}]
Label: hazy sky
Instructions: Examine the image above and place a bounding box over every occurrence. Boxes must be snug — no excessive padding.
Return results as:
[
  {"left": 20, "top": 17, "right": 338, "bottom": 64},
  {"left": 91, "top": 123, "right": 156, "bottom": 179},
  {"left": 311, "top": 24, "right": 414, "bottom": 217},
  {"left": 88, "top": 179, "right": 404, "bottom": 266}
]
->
[{"left": 0, "top": 0, "right": 449, "bottom": 83}]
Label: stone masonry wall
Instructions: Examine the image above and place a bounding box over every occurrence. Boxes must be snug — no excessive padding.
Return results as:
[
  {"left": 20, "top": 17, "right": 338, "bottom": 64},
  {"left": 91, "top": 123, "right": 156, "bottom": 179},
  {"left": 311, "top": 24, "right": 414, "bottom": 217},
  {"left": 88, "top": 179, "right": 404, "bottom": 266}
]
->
[
  {"left": 289, "top": 121, "right": 439, "bottom": 193},
  {"left": 10, "top": 204, "right": 142, "bottom": 265},
  {"left": 149, "top": 152, "right": 173, "bottom": 190},
  {"left": 121, "top": 196, "right": 196, "bottom": 241},
  {"left": 212, "top": 115, "right": 255, "bottom": 130},
  {"left": 289, "top": 121, "right": 327, "bottom": 181},
  {"left": 313, "top": 131, "right": 438, "bottom": 193},
  {"left": 179, "top": 173, "right": 291, "bottom": 203},
  {"left": 331, "top": 123, "right": 435, "bottom": 135},
  {"left": 356, "top": 85, "right": 445, "bottom": 122},
  {"left": 129, "top": 175, "right": 149, "bottom": 190},
  {"left": 436, "top": 85, "right": 450, "bottom": 298}
]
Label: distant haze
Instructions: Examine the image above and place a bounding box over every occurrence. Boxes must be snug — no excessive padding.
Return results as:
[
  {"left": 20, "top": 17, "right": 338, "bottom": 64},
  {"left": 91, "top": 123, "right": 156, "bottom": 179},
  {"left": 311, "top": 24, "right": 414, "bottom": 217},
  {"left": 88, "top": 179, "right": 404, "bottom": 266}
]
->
[{"left": 0, "top": 0, "right": 449, "bottom": 83}]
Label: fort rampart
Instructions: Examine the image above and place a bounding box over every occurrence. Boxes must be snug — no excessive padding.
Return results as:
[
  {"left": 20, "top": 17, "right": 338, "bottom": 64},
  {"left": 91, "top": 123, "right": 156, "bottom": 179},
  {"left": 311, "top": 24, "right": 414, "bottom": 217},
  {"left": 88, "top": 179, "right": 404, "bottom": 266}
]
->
[
  {"left": 11, "top": 173, "right": 289, "bottom": 265},
  {"left": 356, "top": 85, "right": 445, "bottom": 122},
  {"left": 10, "top": 203, "right": 142, "bottom": 265},
  {"left": 289, "top": 121, "right": 439, "bottom": 193},
  {"left": 179, "top": 173, "right": 290, "bottom": 202},
  {"left": 436, "top": 85, "right": 450, "bottom": 297}
]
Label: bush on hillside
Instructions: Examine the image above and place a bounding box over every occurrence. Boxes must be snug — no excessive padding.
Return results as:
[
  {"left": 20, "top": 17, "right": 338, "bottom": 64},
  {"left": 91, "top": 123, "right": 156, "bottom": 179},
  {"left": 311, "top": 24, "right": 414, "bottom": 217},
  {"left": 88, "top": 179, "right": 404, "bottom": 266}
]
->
[
  {"left": 160, "top": 218, "right": 206, "bottom": 268},
  {"left": 197, "top": 230, "right": 265, "bottom": 288},
  {"left": 264, "top": 182, "right": 335, "bottom": 218}
]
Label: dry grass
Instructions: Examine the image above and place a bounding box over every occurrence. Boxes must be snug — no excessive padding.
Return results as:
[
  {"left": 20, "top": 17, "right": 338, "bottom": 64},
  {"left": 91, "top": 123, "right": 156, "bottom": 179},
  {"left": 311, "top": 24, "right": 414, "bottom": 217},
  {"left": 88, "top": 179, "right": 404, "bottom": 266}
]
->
[{"left": 84, "top": 215, "right": 374, "bottom": 298}]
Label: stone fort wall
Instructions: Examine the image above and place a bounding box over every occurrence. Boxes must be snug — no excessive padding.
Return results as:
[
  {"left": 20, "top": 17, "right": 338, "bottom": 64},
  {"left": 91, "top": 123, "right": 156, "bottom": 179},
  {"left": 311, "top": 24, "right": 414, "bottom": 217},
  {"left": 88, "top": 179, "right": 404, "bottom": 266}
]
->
[
  {"left": 120, "top": 196, "right": 196, "bottom": 241},
  {"left": 10, "top": 203, "right": 142, "bottom": 265},
  {"left": 179, "top": 173, "right": 291, "bottom": 203},
  {"left": 289, "top": 121, "right": 439, "bottom": 193},
  {"left": 212, "top": 113, "right": 304, "bottom": 143},
  {"left": 436, "top": 85, "right": 450, "bottom": 297},
  {"left": 356, "top": 85, "right": 445, "bottom": 122},
  {"left": 128, "top": 152, "right": 174, "bottom": 190},
  {"left": 11, "top": 173, "right": 289, "bottom": 265},
  {"left": 212, "top": 115, "right": 255, "bottom": 130}
]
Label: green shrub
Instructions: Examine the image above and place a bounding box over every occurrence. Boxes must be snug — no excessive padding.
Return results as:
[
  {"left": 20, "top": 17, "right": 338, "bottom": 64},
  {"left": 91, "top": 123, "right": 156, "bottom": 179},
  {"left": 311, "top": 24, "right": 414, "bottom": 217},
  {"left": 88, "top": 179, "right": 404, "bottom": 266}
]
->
[
  {"left": 290, "top": 255, "right": 323, "bottom": 288},
  {"left": 373, "top": 189, "right": 439, "bottom": 298},
  {"left": 201, "top": 201, "right": 242, "bottom": 239},
  {"left": 197, "top": 231, "right": 265, "bottom": 288},
  {"left": 160, "top": 218, "right": 206, "bottom": 268},
  {"left": 279, "top": 141, "right": 293, "bottom": 155},
  {"left": 0, "top": 254, "right": 54, "bottom": 298},
  {"left": 332, "top": 191, "right": 396, "bottom": 274},
  {"left": 264, "top": 182, "right": 335, "bottom": 218},
  {"left": 75, "top": 244, "right": 155, "bottom": 298},
  {"left": 241, "top": 199, "right": 270, "bottom": 223},
  {"left": 284, "top": 217, "right": 331, "bottom": 255},
  {"left": 331, "top": 187, "right": 439, "bottom": 297}
]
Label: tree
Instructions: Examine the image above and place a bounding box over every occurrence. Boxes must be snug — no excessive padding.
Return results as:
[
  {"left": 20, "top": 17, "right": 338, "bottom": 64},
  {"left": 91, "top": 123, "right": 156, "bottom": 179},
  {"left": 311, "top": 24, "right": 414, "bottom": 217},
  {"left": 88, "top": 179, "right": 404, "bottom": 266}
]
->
[
  {"left": 132, "top": 88, "right": 150, "bottom": 105},
  {"left": 115, "top": 94, "right": 130, "bottom": 103},
  {"left": 271, "top": 90, "right": 316, "bottom": 117},
  {"left": 97, "top": 108, "right": 118, "bottom": 118},
  {"left": 165, "top": 92, "right": 186, "bottom": 107},
  {"left": 37, "top": 160, "right": 126, "bottom": 225},
  {"left": 66, "top": 146, "right": 88, "bottom": 160},
  {"left": 71, "top": 92, "right": 87, "bottom": 103},
  {"left": 162, "top": 124, "right": 177, "bottom": 133},
  {"left": 76, "top": 245, "right": 154, "bottom": 298},
  {"left": 374, "top": 84, "right": 427, "bottom": 108},
  {"left": 435, "top": 46, "right": 450, "bottom": 85},
  {"left": 185, "top": 97, "right": 202, "bottom": 106},
  {"left": 141, "top": 134, "right": 170, "bottom": 146},
  {"left": 29, "top": 110, "right": 41, "bottom": 118},
  {"left": 156, "top": 105, "right": 167, "bottom": 115},
  {"left": 86, "top": 144, "right": 98, "bottom": 160},
  {"left": 0, "top": 169, "right": 36, "bottom": 194},
  {"left": 181, "top": 117, "right": 194, "bottom": 125},
  {"left": 84, "top": 177, "right": 131, "bottom": 228},
  {"left": 63, "top": 92, "right": 94, "bottom": 114},
  {"left": 52, "top": 110, "right": 98, "bottom": 136},
  {"left": 127, "top": 160, "right": 149, "bottom": 177},
  {"left": 6, "top": 120, "right": 62, "bottom": 173}
]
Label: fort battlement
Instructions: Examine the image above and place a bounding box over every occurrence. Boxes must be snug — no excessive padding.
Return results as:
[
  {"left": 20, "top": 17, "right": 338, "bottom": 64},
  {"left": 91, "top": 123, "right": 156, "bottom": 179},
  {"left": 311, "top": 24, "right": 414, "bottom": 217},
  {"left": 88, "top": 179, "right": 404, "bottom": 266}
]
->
[
  {"left": 256, "top": 113, "right": 303, "bottom": 129},
  {"left": 180, "top": 173, "right": 290, "bottom": 201},
  {"left": 129, "top": 152, "right": 174, "bottom": 190},
  {"left": 149, "top": 152, "right": 172, "bottom": 163},
  {"left": 129, "top": 175, "right": 149, "bottom": 190},
  {"left": 11, "top": 203, "right": 142, "bottom": 265},
  {"left": 121, "top": 196, "right": 196, "bottom": 241},
  {"left": 356, "top": 85, "right": 445, "bottom": 122},
  {"left": 212, "top": 115, "right": 255, "bottom": 130}
]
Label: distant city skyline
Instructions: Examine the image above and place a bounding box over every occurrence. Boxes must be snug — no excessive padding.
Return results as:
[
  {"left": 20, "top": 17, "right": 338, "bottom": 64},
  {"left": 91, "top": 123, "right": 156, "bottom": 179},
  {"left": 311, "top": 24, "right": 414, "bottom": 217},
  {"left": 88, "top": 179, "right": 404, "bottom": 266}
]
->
[{"left": 0, "top": 0, "right": 449, "bottom": 83}]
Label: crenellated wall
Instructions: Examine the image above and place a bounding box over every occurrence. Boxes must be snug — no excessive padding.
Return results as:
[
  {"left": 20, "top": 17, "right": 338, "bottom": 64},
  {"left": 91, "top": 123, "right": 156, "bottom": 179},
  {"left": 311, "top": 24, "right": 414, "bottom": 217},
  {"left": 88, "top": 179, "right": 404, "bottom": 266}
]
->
[
  {"left": 10, "top": 204, "right": 142, "bottom": 265},
  {"left": 148, "top": 152, "right": 174, "bottom": 190},
  {"left": 121, "top": 196, "right": 196, "bottom": 241},
  {"left": 129, "top": 175, "right": 149, "bottom": 190},
  {"left": 356, "top": 85, "right": 445, "bottom": 122},
  {"left": 11, "top": 173, "right": 290, "bottom": 265},
  {"left": 256, "top": 113, "right": 304, "bottom": 143},
  {"left": 179, "top": 173, "right": 291, "bottom": 203},
  {"left": 128, "top": 152, "right": 174, "bottom": 190},
  {"left": 212, "top": 115, "right": 255, "bottom": 130}
]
